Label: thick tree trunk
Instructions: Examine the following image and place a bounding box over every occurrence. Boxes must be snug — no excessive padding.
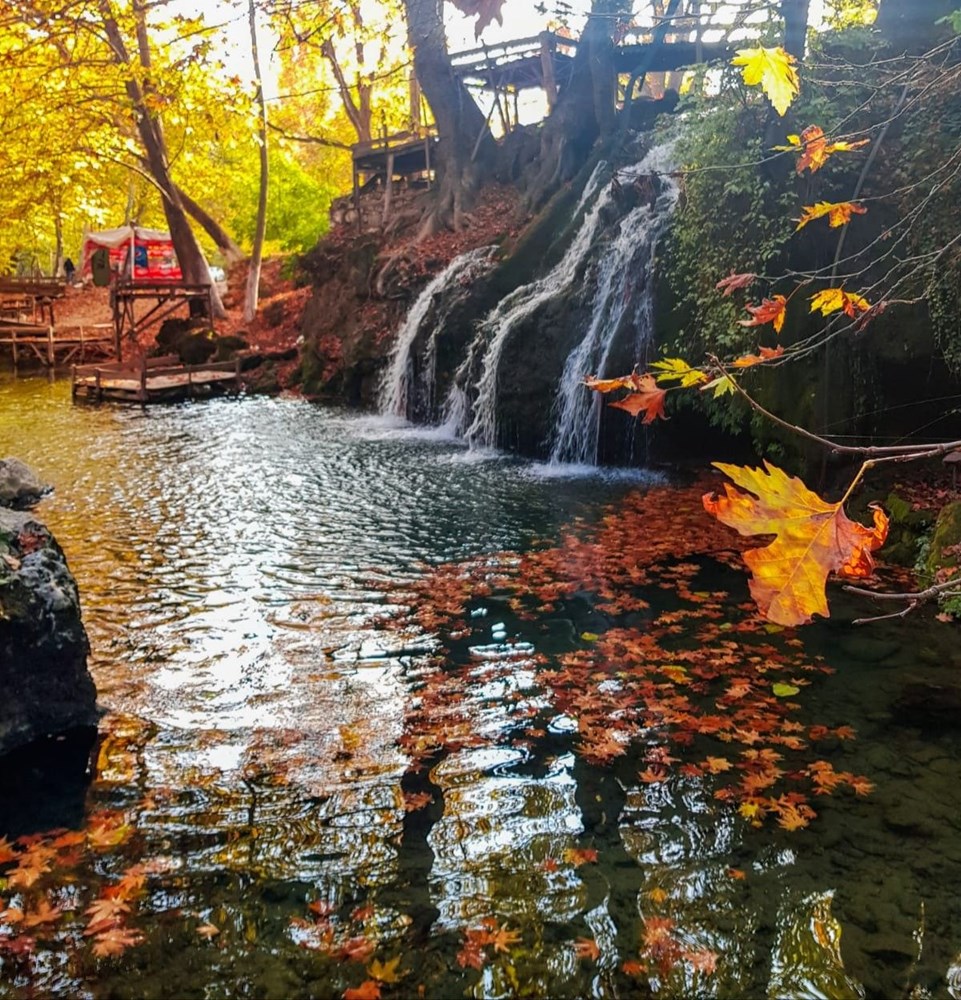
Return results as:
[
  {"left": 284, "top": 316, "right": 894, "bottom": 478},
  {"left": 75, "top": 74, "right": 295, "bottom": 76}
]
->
[
  {"left": 98, "top": 1, "right": 225, "bottom": 320},
  {"left": 403, "top": 0, "right": 493, "bottom": 232},
  {"left": 523, "top": 1, "right": 624, "bottom": 210},
  {"left": 175, "top": 186, "right": 245, "bottom": 265},
  {"left": 781, "top": 0, "right": 811, "bottom": 59},
  {"left": 245, "top": 0, "right": 268, "bottom": 324}
]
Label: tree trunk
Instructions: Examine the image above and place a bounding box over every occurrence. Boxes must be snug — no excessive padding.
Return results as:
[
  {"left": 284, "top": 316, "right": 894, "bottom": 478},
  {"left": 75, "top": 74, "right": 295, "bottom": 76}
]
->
[
  {"left": 781, "top": 0, "right": 811, "bottom": 59},
  {"left": 245, "top": 0, "right": 269, "bottom": 324},
  {"left": 524, "top": 0, "right": 625, "bottom": 211},
  {"left": 403, "top": 0, "right": 493, "bottom": 232},
  {"left": 97, "top": 0, "right": 225, "bottom": 320},
  {"left": 175, "top": 186, "right": 245, "bottom": 265}
]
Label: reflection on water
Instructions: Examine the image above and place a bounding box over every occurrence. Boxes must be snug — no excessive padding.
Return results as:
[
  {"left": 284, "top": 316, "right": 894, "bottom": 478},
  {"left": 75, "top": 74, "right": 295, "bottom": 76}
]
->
[{"left": 1, "top": 375, "right": 961, "bottom": 998}]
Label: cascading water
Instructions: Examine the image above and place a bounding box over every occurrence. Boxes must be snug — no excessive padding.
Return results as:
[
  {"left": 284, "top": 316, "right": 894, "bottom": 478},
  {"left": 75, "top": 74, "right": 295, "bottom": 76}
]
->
[
  {"left": 459, "top": 168, "right": 621, "bottom": 449},
  {"left": 549, "top": 142, "right": 679, "bottom": 465},
  {"left": 457, "top": 139, "right": 677, "bottom": 453},
  {"left": 378, "top": 246, "right": 496, "bottom": 420}
]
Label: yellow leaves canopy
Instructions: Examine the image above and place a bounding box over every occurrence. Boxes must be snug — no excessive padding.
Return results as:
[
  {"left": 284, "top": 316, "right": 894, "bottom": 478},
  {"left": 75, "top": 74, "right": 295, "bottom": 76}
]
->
[
  {"left": 732, "top": 46, "right": 799, "bottom": 116},
  {"left": 796, "top": 201, "right": 868, "bottom": 230},
  {"left": 703, "top": 462, "right": 889, "bottom": 626}
]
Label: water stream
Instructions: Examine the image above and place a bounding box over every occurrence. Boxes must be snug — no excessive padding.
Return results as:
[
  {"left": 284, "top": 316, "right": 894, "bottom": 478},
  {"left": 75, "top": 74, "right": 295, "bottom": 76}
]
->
[
  {"left": 549, "top": 143, "right": 679, "bottom": 465},
  {"left": 2, "top": 376, "right": 961, "bottom": 999}
]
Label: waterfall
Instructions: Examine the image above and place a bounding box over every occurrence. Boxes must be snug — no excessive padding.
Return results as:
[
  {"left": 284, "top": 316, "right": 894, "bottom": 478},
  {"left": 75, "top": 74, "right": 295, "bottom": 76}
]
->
[
  {"left": 461, "top": 171, "right": 619, "bottom": 449},
  {"left": 378, "top": 246, "right": 496, "bottom": 420},
  {"left": 549, "top": 142, "right": 679, "bottom": 465}
]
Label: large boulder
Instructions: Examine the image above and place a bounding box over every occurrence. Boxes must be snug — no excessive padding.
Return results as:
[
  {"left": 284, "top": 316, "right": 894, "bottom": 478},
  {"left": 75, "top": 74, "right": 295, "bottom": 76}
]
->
[
  {"left": 0, "top": 457, "right": 51, "bottom": 509},
  {"left": 0, "top": 508, "right": 97, "bottom": 755}
]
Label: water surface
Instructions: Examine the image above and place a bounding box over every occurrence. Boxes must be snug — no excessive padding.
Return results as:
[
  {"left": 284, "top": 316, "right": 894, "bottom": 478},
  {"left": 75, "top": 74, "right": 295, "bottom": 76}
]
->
[{"left": 1, "top": 375, "right": 960, "bottom": 999}]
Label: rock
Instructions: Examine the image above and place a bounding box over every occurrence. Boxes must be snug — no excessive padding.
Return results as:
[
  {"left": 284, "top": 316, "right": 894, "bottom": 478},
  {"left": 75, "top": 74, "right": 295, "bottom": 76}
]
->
[
  {"left": 0, "top": 458, "right": 51, "bottom": 509},
  {"left": 923, "top": 500, "right": 961, "bottom": 582},
  {"left": 837, "top": 635, "right": 901, "bottom": 663},
  {"left": 0, "top": 508, "right": 97, "bottom": 756},
  {"left": 892, "top": 681, "right": 961, "bottom": 730}
]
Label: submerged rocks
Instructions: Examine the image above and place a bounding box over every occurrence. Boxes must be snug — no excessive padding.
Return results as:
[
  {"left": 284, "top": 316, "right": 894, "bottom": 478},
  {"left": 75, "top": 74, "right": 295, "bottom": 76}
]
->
[
  {"left": 0, "top": 457, "right": 51, "bottom": 508},
  {"left": 0, "top": 506, "right": 97, "bottom": 755}
]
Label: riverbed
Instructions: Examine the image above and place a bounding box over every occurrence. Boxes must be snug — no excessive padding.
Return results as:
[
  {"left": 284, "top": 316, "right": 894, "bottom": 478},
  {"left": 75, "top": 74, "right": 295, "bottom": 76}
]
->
[{"left": 1, "top": 375, "right": 960, "bottom": 999}]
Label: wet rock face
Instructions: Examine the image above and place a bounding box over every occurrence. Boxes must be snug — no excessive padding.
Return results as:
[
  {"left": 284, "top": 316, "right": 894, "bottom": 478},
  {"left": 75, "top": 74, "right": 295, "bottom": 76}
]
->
[
  {"left": 0, "top": 457, "right": 51, "bottom": 509},
  {"left": 0, "top": 508, "right": 97, "bottom": 756}
]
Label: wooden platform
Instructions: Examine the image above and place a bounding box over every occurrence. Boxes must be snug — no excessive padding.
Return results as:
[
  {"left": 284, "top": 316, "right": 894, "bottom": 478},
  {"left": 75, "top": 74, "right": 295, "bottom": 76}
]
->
[
  {"left": 0, "top": 319, "right": 114, "bottom": 366},
  {"left": 72, "top": 355, "right": 242, "bottom": 404},
  {"left": 112, "top": 280, "right": 215, "bottom": 359}
]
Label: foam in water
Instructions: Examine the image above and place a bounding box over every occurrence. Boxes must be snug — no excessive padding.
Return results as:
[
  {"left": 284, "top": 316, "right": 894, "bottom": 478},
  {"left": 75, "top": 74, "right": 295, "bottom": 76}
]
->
[{"left": 378, "top": 246, "right": 497, "bottom": 419}]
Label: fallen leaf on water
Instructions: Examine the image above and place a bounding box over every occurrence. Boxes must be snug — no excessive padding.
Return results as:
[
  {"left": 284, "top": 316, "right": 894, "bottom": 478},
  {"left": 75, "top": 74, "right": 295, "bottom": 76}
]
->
[
  {"left": 197, "top": 923, "right": 220, "bottom": 939},
  {"left": 91, "top": 926, "right": 144, "bottom": 958},
  {"left": 368, "top": 956, "right": 404, "bottom": 984},
  {"left": 574, "top": 937, "right": 601, "bottom": 961},
  {"left": 343, "top": 981, "right": 381, "bottom": 1000}
]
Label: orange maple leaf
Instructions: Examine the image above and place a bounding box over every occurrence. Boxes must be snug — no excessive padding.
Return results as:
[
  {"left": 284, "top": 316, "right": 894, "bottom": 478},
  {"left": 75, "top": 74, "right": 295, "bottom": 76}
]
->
[
  {"left": 22, "top": 899, "right": 62, "bottom": 928},
  {"left": 84, "top": 897, "right": 132, "bottom": 936},
  {"left": 796, "top": 200, "right": 867, "bottom": 230},
  {"left": 489, "top": 923, "right": 522, "bottom": 954},
  {"left": 739, "top": 295, "right": 787, "bottom": 334},
  {"left": 607, "top": 376, "right": 668, "bottom": 425},
  {"left": 91, "top": 925, "right": 144, "bottom": 958},
  {"left": 778, "top": 125, "right": 870, "bottom": 174},
  {"left": 703, "top": 462, "right": 889, "bottom": 625},
  {"left": 562, "top": 847, "right": 598, "bottom": 866},
  {"left": 456, "top": 939, "right": 487, "bottom": 969},
  {"left": 732, "top": 345, "right": 785, "bottom": 368},
  {"left": 343, "top": 981, "right": 382, "bottom": 1000}
]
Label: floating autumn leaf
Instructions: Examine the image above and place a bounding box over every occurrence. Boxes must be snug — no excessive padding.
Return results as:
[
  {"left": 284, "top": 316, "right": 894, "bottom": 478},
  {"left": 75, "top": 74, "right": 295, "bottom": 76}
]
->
[
  {"left": 22, "top": 899, "right": 62, "bottom": 929},
  {"left": 574, "top": 937, "right": 601, "bottom": 961},
  {"left": 368, "top": 956, "right": 404, "bottom": 984},
  {"left": 739, "top": 295, "right": 787, "bottom": 334},
  {"left": 733, "top": 345, "right": 785, "bottom": 368},
  {"left": 772, "top": 682, "right": 800, "bottom": 698},
  {"left": 446, "top": 0, "right": 505, "bottom": 37},
  {"left": 91, "top": 925, "right": 144, "bottom": 958},
  {"left": 703, "top": 462, "right": 889, "bottom": 625},
  {"left": 716, "top": 271, "right": 756, "bottom": 296},
  {"left": 775, "top": 125, "right": 870, "bottom": 174},
  {"left": 86, "top": 811, "right": 132, "bottom": 850},
  {"left": 810, "top": 288, "right": 870, "bottom": 318},
  {"left": 84, "top": 897, "right": 131, "bottom": 935},
  {"left": 343, "top": 981, "right": 382, "bottom": 1000},
  {"left": 489, "top": 923, "right": 522, "bottom": 954},
  {"left": 732, "top": 46, "right": 799, "bottom": 115},
  {"left": 607, "top": 375, "right": 668, "bottom": 424},
  {"left": 796, "top": 200, "right": 867, "bottom": 231},
  {"left": 562, "top": 846, "right": 598, "bottom": 866},
  {"left": 649, "top": 357, "right": 709, "bottom": 387},
  {"left": 456, "top": 938, "right": 487, "bottom": 970},
  {"left": 196, "top": 922, "right": 220, "bottom": 939}
]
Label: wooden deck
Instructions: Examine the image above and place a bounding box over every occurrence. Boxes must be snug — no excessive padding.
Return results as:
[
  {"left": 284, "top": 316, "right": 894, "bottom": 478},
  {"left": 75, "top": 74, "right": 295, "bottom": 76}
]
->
[
  {"left": 0, "top": 319, "right": 114, "bottom": 366},
  {"left": 72, "top": 355, "right": 242, "bottom": 404}
]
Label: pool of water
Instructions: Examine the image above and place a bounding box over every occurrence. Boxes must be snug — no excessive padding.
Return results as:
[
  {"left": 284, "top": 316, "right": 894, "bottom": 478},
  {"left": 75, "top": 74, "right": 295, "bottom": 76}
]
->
[{"left": 1, "top": 375, "right": 961, "bottom": 999}]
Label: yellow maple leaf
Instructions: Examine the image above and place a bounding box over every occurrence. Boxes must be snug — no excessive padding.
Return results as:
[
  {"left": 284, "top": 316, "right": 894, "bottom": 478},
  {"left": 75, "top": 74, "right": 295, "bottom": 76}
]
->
[
  {"left": 810, "top": 288, "right": 870, "bottom": 318},
  {"left": 732, "top": 46, "right": 799, "bottom": 116},
  {"left": 368, "top": 957, "right": 404, "bottom": 984},
  {"left": 702, "top": 462, "right": 889, "bottom": 625},
  {"left": 796, "top": 201, "right": 868, "bottom": 231},
  {"left": 699, "top": 374, "right": 737, "bottom": 398},
  {"left": 649, "top": 357, "right": 709, "bottom": 387}
]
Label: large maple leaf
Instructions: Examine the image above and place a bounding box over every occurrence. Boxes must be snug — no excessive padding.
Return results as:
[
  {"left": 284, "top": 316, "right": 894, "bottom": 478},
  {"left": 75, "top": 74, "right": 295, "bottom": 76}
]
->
[
  {"left": 732, "top": 46, "right": 799, "bottom": 116},
  {"left": 702, "top": 462, "right": 889, "bottom": 625}
]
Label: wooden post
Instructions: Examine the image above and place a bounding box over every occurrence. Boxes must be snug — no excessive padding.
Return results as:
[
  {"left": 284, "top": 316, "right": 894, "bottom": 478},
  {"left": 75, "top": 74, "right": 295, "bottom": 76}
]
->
[
  {"left": 46, "top": 325, "right": 54, "bottom": 366},
  {"left": 95, "top": 367, "right": 102, "bottom": 403},
  {"left": 383, "top": 151, "right": 395, "bottom": 225},
  {"left": 540, "top": 31, "right": 558, "bottom": 111},
  {"left": 11, "top": 329, "right": 17, "bottom": 368},
  {"left": 139, "top": 360, "right": 147, "bottom": 404},
  {"left": 234, "top": 355, "right": 241, "bottom": 393},
  {"left": 353, "top": 162, "right": 361, "bottom": 233}
]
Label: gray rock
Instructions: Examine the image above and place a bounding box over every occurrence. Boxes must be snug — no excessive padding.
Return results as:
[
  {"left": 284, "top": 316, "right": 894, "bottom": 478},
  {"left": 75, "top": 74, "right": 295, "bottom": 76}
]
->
[
  {"left": 0, "top": 458, "right": 51, "bottom": 509},
  {"left": 0, "top": 508, "right": 97, "bottom": 755}
]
